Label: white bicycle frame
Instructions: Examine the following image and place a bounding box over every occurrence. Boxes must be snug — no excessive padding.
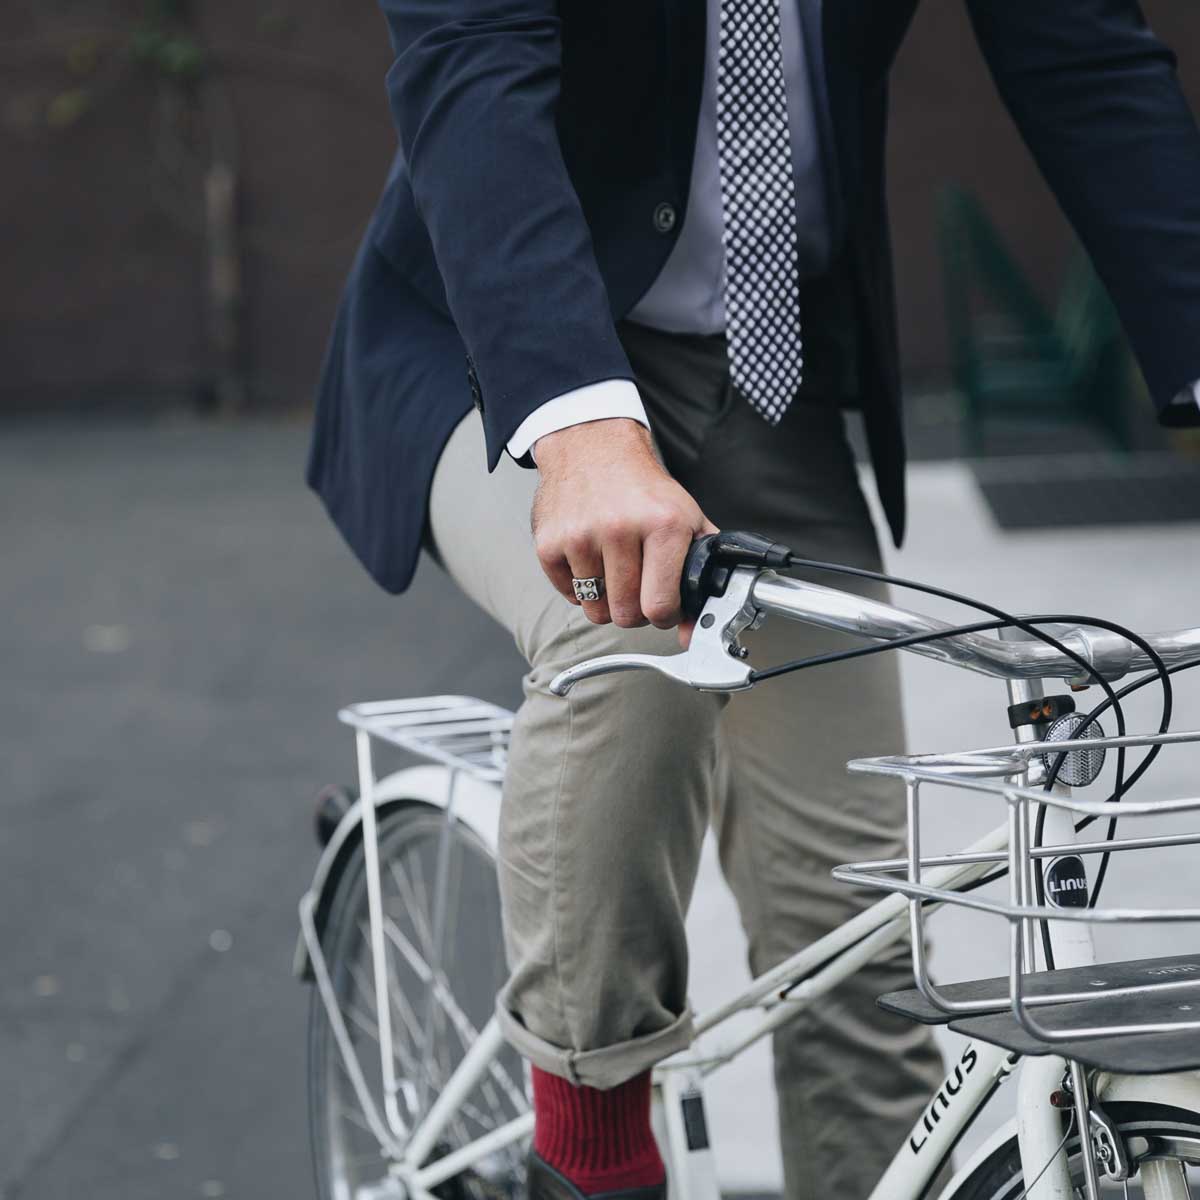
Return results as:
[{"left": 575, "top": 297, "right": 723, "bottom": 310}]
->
[{"left": 299, "top": 575, "right": 1200, "bottom": 1200}]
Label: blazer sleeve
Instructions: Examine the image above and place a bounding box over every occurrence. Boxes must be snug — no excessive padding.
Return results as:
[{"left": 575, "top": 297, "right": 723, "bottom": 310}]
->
[
  {"left": 965, "top": 0, "right": 1200, "bottom": 423},
  {"left": 379, "top": 0, "right": 636, "bottom": 466}
]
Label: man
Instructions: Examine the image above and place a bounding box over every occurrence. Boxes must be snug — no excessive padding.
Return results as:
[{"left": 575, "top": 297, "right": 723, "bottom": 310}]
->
[{"left": 307, "top": 1, "right": 1200, "bottom": 1196}]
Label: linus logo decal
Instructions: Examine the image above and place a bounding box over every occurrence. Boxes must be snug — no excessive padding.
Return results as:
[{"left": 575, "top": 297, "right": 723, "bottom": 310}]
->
[
  {"left": 909, "top": 1046, "right": 978, "bottom": 1154},
  {"left": 1044, "top": 855, "right": 1089, "bottom": 909}
]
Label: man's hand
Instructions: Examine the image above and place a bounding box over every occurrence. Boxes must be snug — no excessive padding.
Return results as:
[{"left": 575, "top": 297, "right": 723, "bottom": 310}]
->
[{"left": 531, "top": 419, "right": 717, "bottom": 644}]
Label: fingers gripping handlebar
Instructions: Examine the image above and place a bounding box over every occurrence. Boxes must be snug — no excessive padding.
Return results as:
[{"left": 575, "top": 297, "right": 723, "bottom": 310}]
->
[
  {"left": 550, "top": 531, "right": 789, "bottom": 697},
  {"left": 550, "top": 561, "right": 764, "bottom": 696}
]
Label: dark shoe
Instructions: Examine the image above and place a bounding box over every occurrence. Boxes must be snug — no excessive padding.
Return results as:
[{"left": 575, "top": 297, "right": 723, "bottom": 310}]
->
[{"left": 526, "top": 1151, "right": 667, "bottom": 1200}]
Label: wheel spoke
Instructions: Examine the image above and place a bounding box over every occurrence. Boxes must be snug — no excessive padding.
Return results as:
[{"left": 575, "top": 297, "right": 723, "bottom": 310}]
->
[
  {"left": 389, "top": 855, "right": 435, "bottom": 958},
  {"left": 314, "top": 811, "right": 524, "bottom": 1200},
  {"left": 435, "top": 840, "right": 468, "bottom": 1096},
  {"left": 380, "top": 914, "right": 526, "bottom": 1115},
  {"left": 405, "top": 848, "right": 436, "bottom": 954},
  {"left": 418, "top": 809, "right": 460, "bottom": 1116},
  {"left": 345, "top": 967, "right": 434, "bottom": 1100},
  {"left": 355, "top": 922, "right": 428, "bottom": 1072},
  {"left": 334, "top": 1099, "right": 377, "bottom": 1138}
]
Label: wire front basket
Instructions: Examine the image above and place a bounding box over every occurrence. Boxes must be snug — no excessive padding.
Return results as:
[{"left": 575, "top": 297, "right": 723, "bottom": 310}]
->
[{"left": 833, "top": 729, "right": 1200, "bottom": 1072}]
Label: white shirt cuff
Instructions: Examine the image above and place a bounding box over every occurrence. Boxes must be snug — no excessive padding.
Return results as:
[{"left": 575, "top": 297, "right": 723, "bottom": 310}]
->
[
  {"left": 506, "top": 379, "right": 649, "bottom": 462},
  {"left": 1193, "top": 380, "right": 1200, "bottom": 412}
]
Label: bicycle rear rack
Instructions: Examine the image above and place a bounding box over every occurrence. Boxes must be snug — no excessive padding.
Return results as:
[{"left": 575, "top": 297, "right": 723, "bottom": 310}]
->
[
  {"left": 337, "top": 695, "right": 514, "bottom": 783},
  {"left": 834, "top": 728, "right": 1200, "bottom": 1074},
  {"left": 300, "top": 695, "right": 522, "bottom": 1162}
]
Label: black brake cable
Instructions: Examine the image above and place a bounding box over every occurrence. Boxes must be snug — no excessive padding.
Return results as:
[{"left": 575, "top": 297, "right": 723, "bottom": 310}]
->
[
  {"left": 778, "top": 558, "right": 1173, "bottom": 929},
  {"left": 799, "top": 655, "right": 1190, "bottom": 993},
  {"left": 751, "top": 609, "right": 1130, "bottom": 966},
  {"left": 747, "top": 556, "right": 1173, "bottom": 966},
  {"left": 946, "top": 660, "right": 1194, "bottom": 904},
  {"left": 1030, "top": 641, "right": 1169, "bottom": 926},
  {"left": 1070, "top": 656, "right": 1200, "bottom": 811},
  {"left": 1058, "top": 657, "right": 1200, "bottom": 905}
]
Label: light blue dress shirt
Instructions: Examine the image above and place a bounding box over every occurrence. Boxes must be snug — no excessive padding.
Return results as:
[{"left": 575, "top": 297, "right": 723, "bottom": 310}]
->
[{"left": 627, "top": 0, "right": 825, "bottom": 335}]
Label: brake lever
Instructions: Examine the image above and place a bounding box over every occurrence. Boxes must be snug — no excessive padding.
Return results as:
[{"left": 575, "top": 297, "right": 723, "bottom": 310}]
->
[{"left": 549, "top": 567, "right": 764, "bottom": 696}]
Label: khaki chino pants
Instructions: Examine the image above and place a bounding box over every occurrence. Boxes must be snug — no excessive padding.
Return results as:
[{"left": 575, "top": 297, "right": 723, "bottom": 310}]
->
[{"left": 428, "top": 321, "right": 944, "bottom": 1198}]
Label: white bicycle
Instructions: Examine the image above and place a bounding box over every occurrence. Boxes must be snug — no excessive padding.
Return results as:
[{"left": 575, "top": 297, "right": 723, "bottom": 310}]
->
[{"left": 297, "top": 531, "right": 1200, "bottom": 1200}]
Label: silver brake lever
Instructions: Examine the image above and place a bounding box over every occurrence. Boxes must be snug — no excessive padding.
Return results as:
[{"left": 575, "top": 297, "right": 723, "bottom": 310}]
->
[{"left": 549, "top": 567, "right": 763, "bottom": 696}]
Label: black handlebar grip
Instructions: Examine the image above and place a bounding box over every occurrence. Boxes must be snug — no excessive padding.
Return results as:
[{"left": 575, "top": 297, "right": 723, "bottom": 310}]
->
[
  {"left": 680, "top": 531, "right": 794, "bottom": 619},
  {"left": 680, "top": 534, "right": 720, "bottom": 619}
]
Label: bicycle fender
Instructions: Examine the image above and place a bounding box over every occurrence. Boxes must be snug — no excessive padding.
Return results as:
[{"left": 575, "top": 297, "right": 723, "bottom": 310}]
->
[{"left": 293, "top": 765, "right": 502, "bottom": 981}]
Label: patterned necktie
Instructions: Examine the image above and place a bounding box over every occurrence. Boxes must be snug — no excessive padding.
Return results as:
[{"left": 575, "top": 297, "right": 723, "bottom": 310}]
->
[{"left": 716, "top": 0, "right": 804, "bottom": 424}]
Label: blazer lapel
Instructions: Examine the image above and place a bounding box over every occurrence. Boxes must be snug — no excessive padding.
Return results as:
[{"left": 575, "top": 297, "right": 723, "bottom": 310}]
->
[
  {"left": 662, "top": 0, "right": 707, "bottom": 195},
  {"left": 798, "top": 0, "right": 851, "bottom": 253}
]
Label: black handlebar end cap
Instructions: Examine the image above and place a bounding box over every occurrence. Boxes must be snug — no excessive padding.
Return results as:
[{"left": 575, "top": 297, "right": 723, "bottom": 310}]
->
[
  {"left": 681, "top": 530, "right": 794, "bottom": 618},
  {"left": 681, "top": 534, "right": 724, "bottom": 619}
]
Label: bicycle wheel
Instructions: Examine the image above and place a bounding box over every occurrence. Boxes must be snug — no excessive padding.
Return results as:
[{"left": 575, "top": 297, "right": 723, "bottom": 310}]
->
[
  {"left": 308, "top": 801, "right": 528, "bottom": 1200},
  {"left": 951, "top": 1102, "right": 1200, "bottom": 1199}
]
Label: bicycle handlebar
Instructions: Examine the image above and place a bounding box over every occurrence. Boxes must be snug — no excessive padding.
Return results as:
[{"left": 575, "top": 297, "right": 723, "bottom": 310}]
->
[
  {"left": 547, "top": 532, "right": 1200, "bottom": 696},
  {"left": 749, "top": 571, "right": 1200, "bottom": 682}
]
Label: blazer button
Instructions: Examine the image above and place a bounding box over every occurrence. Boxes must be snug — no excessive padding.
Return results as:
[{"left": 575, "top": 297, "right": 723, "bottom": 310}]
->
[{"left": 653, "top": 202, "right": 677, "bottom": 234}]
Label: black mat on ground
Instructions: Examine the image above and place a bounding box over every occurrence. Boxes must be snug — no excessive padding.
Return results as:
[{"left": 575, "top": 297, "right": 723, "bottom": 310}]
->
[
  {"left": 972, "top": 454, "right": 1200, "bottom": 530},
  {"left": 878, "top": 953, "right": 1200, "bottom": 1026}
]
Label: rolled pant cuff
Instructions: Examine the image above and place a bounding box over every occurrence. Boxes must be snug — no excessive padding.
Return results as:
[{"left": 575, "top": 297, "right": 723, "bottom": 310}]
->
[{"left": 495, "top": 1000, "right": 696, "bottom": 1090}]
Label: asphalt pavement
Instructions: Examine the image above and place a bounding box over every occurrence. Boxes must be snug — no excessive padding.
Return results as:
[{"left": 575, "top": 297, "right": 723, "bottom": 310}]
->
[
  {"left": 6, "top": 419, "right": 1200, "bottom": 1198},
  {"left": 1, "top": 421, "right": 524, "bottom": 1200}
]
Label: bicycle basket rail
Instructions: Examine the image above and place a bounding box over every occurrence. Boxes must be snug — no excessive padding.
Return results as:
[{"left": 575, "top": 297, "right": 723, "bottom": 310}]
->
[{"left": 833, "top": 728, "right": 1200, "bottom": 1075}]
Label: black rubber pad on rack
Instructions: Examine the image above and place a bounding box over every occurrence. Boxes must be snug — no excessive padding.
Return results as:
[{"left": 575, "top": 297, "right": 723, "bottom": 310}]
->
[
  {"left": 878, "top": 953, "right": 1200, "bottom": 1074},
  {"left": 950, "top": 984, "right": 1200, "bottom": 1074},
  {"left": 877, "top": 953, "right": 1200, "bottom": 1025}
]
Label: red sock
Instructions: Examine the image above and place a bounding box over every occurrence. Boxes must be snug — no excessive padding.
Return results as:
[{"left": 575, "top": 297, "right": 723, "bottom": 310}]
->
[{"left": 532, "top": 1066, "right": 665, "bottom": 1194}]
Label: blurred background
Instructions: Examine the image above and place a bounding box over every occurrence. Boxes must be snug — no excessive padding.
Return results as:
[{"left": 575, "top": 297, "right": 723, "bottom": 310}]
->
[{"left": 4, "top": 2, "right": 1200, "bottom": 1198}]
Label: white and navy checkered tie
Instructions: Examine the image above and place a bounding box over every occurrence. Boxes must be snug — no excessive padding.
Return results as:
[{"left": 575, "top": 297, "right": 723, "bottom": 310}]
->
[{"left": 716, "top": 0, "right": 803, "bottom": 424}]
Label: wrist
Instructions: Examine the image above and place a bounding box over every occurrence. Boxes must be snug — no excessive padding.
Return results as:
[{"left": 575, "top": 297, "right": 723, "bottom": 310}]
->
[{"left": 533, "top": 417, "right": 653, "bottom": 470}]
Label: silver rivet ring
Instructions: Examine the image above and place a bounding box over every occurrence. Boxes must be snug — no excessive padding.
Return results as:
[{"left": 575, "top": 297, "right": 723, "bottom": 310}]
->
[{"left": 571, "top": 577, "right": 605, "bottom": 603}]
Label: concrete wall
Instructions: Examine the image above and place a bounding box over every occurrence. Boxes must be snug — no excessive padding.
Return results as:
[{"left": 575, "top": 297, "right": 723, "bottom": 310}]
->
[{"left": 1, "top": 1, "right": 1197, "bottom": 411}]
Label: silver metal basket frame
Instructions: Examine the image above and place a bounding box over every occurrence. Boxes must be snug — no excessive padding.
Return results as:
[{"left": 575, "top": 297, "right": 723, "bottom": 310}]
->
[{"left": 833, "top": 728, "right": 1200, "bottom": 1046}]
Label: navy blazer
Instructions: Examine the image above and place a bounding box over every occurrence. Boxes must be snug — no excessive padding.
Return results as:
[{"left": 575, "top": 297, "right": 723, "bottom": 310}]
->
[{"left": 307, "top": 0, "right": 1200, "bottom": 595}]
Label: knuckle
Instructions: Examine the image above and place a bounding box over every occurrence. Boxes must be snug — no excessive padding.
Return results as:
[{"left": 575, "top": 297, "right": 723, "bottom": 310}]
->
[
  {"left": 562, "top": 529, "right": 593, "bottom": 559},
  {"left": 647, "top": 508, "right": 688, "bottom": 538},
  {"left": 607, "top": 590, "right": 640, "bottom": 626},
  {"left": 534, "top": 535, "right": 561, "bottom": 566},
  {"left": 644, "top": 596, "right": 677, "bottom": 625},
  {"left": 595, "top": 515, "right": 631, "bottom": 545}
]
